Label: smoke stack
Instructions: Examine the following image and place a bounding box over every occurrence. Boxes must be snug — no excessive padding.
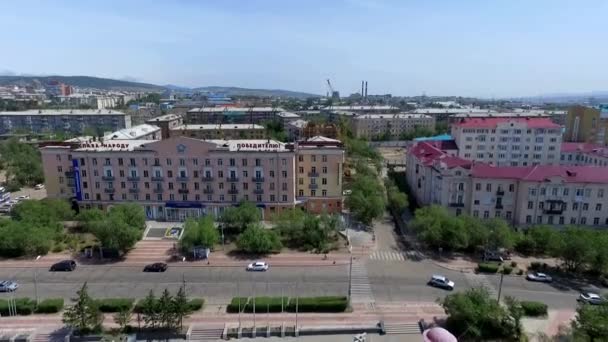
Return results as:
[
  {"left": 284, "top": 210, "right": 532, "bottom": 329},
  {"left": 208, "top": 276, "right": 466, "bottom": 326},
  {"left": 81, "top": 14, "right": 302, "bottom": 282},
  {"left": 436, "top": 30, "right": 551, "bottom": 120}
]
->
[
  {"left": 361, "top": 81, "right": 364, "bottom": 97},
  {"left": 365, "top": 81, "right": 368, "bottom": 98}
]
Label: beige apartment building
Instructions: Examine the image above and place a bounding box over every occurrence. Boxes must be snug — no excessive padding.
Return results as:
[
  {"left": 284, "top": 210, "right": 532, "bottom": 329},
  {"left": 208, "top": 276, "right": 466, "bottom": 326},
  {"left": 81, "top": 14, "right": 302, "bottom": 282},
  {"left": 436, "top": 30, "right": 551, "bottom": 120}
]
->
[
  {"left": 451, "top": 117, "right": 562, "bottom": 166},
  {"left": 146, "top": 114, "right": 183, "bottom": 139},
  {"left": 169, "top": 124, "right": 265, "bottom": 140},
  {"left": 350, "top": 113, "right": 435, "bottom": 140},
  {"left": 40, "top": 136, "right": 343, "bottom": 220},
  {"left": 406, "top": 140, "right": 608, "bottom": 227}
]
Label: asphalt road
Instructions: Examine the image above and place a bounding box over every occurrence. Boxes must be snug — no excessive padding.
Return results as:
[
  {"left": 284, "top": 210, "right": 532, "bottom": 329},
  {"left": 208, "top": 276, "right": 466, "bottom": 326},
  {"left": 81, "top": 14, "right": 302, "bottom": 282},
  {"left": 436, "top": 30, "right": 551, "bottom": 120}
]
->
[{"left": 0, "top": 259, "right": 586, "bottom": 309}]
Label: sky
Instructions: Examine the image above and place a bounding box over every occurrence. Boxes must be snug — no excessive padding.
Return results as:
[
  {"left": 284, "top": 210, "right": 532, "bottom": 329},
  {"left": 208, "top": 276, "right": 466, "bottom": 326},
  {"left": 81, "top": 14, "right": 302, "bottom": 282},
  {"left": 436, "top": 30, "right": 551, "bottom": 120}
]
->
[{"left": 1, "top": 0, "right": 607, "bottom": 98}]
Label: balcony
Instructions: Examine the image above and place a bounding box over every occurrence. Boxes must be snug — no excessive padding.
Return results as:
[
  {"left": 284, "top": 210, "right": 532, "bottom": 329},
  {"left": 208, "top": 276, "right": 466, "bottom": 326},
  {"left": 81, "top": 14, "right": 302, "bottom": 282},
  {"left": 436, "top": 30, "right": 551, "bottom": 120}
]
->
[
  {"left": 308, "top": 171, "right": 319, "bottom": 177},
  {"left": 151, "top": 176, "right": 164, "bottom": 182},
  {"left": 128, "top": 188, "right": 140, "bottom": 193},
  {"left": 308, "top": 183, "right": 318, "bottom": 189},
  {"left": 178, "top": 189, "right": 189, "bottom": 194},
  {"left": 252, "top": 177, "right": 265, "bottom": 182},
  {"left": 64, "top": 171, "right": 75, "bottom": 178},
  {"left": 153, "top": 188, "right": 164, "bottom": 193},
  {"left": 544, "top": 200, "right": 565, "bottom": 215},
  {"left": 203, "top": 188, "right": 214, "bottom": 194},
  {"left": 202, "top": 176, "right": 214, "bottom": 182},
  {"left": 104, "top": 188, "right": 116, "bottom": 193},
  {"left": 496, "top": 189, "right": 505, "bottom": 196},
  {"left": 228, "top": 189, "right": 239, "bottom": 194},
  {"left": 449, "top": 202, "right": 464, "bottom": 208},
  {"left": 127, "top": 176, "right": 140, "bottom": 181},
  {"left": 227, "top": 177, "right": 239, "bottom": 182},
  {"left": 102, "top": 176, "right": 115, "bottom": 181},
  {"left": 253, "top": 188, "right": 264, "bottom": 194},
  {"left": 176, "top": 176, "right": 189, "bottom": 182}
]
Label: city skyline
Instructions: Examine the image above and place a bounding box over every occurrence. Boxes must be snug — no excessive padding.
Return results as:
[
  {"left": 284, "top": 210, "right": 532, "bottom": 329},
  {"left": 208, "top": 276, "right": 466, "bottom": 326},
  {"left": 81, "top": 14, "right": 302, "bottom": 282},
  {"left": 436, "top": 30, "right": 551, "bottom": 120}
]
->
[{"left": 1, "top": 0, "right": 607, "bottom": 98}]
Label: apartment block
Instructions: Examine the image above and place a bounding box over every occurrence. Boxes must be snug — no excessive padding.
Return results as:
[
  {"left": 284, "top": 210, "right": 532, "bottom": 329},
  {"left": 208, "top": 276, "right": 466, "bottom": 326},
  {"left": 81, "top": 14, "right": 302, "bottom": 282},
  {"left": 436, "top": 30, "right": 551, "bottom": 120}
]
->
[
  {"left": 350, "top": 114, "right": 435, "bottom": 140},
  {"left": 451, "top": 117, "right": 562, "bottom": 166},
  {"left": 146, "top": 114, "right": 183, "bottom": 139},
  {"left": 169, "top": 124, "right": 265, "bottom": 140},
  {"left": 40, "top": 136, "right": 344, "bottom": 220},
  {"left": 0, "top": 109, "right": 131, "bottom": 135},
  {"left": 560, "top": 143, "right": 608, "bottom": 166},
  {"left": 186, "top": 107, "right": 285, "bottom": 124},
  {"left": 564, "top": 105, "right": 608, "bottom": 145}
]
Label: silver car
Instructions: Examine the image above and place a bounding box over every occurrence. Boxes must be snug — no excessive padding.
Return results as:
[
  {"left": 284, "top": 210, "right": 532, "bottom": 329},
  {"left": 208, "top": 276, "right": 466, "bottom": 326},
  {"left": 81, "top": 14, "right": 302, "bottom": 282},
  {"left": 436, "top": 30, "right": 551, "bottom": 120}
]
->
[
  {"left": 0, "top": 280, "right": 19, "bottom": 292},
  {"left": 578, "top": 292, "right": 605, "bottom": 305},
  {"left": 526, "top": 272, "right": 552, "bottom": 283}
]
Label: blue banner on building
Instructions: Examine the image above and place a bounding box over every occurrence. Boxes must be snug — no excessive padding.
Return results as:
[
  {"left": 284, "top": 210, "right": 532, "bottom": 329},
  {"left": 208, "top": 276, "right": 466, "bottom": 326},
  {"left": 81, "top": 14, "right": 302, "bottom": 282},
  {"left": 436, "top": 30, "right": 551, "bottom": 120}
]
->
[
  {"left": 165, "top": 201, "right": 203, "bottom": 208},
  {"left": 72, "top": 159, "right": 83, "bottom": 201}
]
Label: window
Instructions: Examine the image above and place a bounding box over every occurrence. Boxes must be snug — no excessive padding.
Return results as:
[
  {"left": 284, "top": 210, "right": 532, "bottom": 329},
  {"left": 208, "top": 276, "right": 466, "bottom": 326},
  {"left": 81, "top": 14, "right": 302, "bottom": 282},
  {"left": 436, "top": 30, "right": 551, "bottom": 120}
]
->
[
  {"left": 282, "top": 195, "right": 287, "bottom": 202},
  {"left": 282, "top": 182, "right": 287, "bottom": 191},
  {"left": 322, "top": 166, "right": 327, "bottom": 174},
  {"left": 526, "top": 215, "right": 532, "bottom": 224},
  {"left": 509, "top": 184, "right": 514, "bottom": 192},
  {"left": 573, "top": 203, "right": 578, "bottom": 210},
  {"left": 205, "top": 159, "right": 211, "bottom": 166},
  {"left": 269, "top": 170, "right": 275, "bottom": 178},
  {"left": 538, "top": 202, "right": 544, "bottom": 209},
  {"left": 475, "top": 183, "right": 481, "bottom": 191},
  {"left": 583, "top": 203, "right": 589, "bottom": 211},
  {"left": 299, "top": 167, "right": 304, "bottom": 174},
  {"left": 168, "top": 182, "right": 173, "bottom": 190},
  {"left": 166, "top": 158, "right": 172, "bottom": 166},
  {"left": 118, "top": 158, "right": 124, "bottom": 166},
  {"left": 218, "top": 171, "right": 223, "bottom": 178},
  {"left": 229, "top": 158, "right": 235, "bottom": 166},
  {"left": 594, "top": 217, "right": 600, "bottom": 225},
  {"left": 527, "top": 201, "right": 533, "bottom": 209},
  {"left": 486, "top": 184, "right": 491, "bottom": 192},
  {"left": 596, "top": 203, "right": 602, "bottom": 211},
  {"left": 322, "top": 178, "right": 327, "bottom": 185},
  {"left": 298, "top": 155, "right": 303, "bottom": 162},
  {"left": 599, "top": 189, "right": 604, "bottom": 198},
  {"left": 242, "top": 159, "right": 248, "bottom": 166},
  {"left": 473, "top": 210, "right": 479, "bottom": 217},
  {"left": 483, "top": 211, "right": 489, "bottom": 218},
  {"left": 282, "top": 171, "right": 287, "bottom": 177},
  {"left": 529, "top": 188, "right": 536, "bottom": 196},
  {"left": 474, "top": 199, "right": 480, "bottom": 205},
  {"left": 310, "top": 189, "right": 316, "bottom": 196},
  {"left": 537, "top": 216, "right": 542, "bottom": 224},
  {"left": 506, "top": 211, "right": 512, "bottom": 219},
  {"left": 218, "top": 159, "right": 223, "bottom": 166},
  {"left": 585, "top": 189, "right": 592, "bottom": 197},
  {"left": 581, "top": 217, "right": 587, "bottom": 225},
  {"left": 322, "top": 189, "right": 327, "bottom": 196},
  {"left": 322, "top": 155, "right": 327, "bottom": 162},
  {"left": 458, "top": 183, "right": 464, "bottom": 191},
  {"left": 311, "top": 155, "right": 316, "bottom": 162},
  {"left": 563, "top": 188, "right": 569, "bottom": 196},
  {"left": 559, "top": 216, "right": 564, "bottom": 225}
]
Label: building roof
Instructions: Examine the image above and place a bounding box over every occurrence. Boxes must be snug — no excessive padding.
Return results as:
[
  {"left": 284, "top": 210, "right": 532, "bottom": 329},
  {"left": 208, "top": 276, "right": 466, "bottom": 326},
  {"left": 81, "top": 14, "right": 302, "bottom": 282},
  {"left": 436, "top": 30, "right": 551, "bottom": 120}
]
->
[
  {"left": 208, "top": 139, "right": 288, "bottom": 152},
  {"left": 413, "top": 108, "right": 492, "bottom": 114},
  {"left": 276, "top": 111, "right": 300, "bottom": 118},
  {"left": 188, "top": 107, "right": 285, "bottom": 113},
  {"left": 73, "top": 139, "right": 155, "bottom": 152},
  {"left": 451, "top": 112, "right": 550, "bottom": 118},
  {"left": 453, "top": 117, "right": 560, "bottom": 129},
  {"left": 297, "top": 136, "right": 343, "bottom": 149},
  {"left": 105, "top": 124, "right": 160, "bottom": 140},
  {"left": 0, "top": 109, "right": 125, "bottom": 116},
  {"left": 354, "top": 113, "right": 432, "bottom": 119},
  {"left": 472, "top": 164, "right": 608, "bottom": 183},
  {"left": 287, "top": 119, "right": 308, "bottom": 128},
  {"left": 146, "top": 113, "right": 182, "bottom": 122},
  {"left": 409, "top": 141, "right": 469, "bottom": 168},
  {"left": 171, "top": 124, "right": 264, "bottom": 131},
  {"left": 324, "top": 105, "right": 397, "bottom": 111}
]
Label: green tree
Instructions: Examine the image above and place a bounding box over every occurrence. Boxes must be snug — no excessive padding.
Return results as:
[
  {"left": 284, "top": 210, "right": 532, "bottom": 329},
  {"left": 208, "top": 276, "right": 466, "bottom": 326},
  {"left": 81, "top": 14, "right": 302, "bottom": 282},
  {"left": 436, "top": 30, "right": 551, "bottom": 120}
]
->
[
  {"left": 108, "top": 203, "right": 146, "bottom": 230},
  {"left": 11, "top": 199, "right": 73, "bottom": 227},
  {"left": 385, "top": 179, "right": 409, "bottom": 213},
  {"left": 140, "top": 290, "right": 159, "bottom": 329},
  {"left": 411, "top": 205, "right": 468, "bottom": 250},
  {"left": 572, "top": 301, "right": 608, "bottom": 340},
  {"left": 485, "top": 218, "right": 516, "bottom": 251},
  {"left": 157, "top": 289, "right": 175, "bottom": 329},
  {"left": 346, "top": 174, "right": 385, "bottom": 225},
  {"left": 459, "top": 215, "right": 489, "bottom": 251},
  {"left": 114, "top": 308, "right": 133, "bottom": 333},
  {"left": 62, "top": 283, "right": 102, "bottom": 334},
  {"left": 0, "top": 138, "right": 44, "bottom": 187},
  {"left": 0, "top": 219, "right": 55, "bottom": 257},
  {"left": 554, "top": 227, "right": 595, "bottom": 272},
  {"left": 180, "top": 216, "right": 220, "bottom": 252},
  {"left": 172, "top": 286, "right": 190, "bottom": 330},
  {"left": 274, "top": 209, "right": 340, "bottom": 252},
  {"left": 219, "top": 201, "right": 261, "bottom": 233},
  {"left": 88, "top": 216, "right": 142, "bottom": 254},
  {"left": 236, "top": 224, "right": 282, "bottom": 254}
]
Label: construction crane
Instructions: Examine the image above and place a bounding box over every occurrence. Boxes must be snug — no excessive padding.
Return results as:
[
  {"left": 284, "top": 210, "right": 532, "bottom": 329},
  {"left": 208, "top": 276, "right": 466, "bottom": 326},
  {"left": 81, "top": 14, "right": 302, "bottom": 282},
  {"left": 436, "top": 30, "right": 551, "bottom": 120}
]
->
[{"left": 325, "top": 79, "right": 340, "bottom": 101}]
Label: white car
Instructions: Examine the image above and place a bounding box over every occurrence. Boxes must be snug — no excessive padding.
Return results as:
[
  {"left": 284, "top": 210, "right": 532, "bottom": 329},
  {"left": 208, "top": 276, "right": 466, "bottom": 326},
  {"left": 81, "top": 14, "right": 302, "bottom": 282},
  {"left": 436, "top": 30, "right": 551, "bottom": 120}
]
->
[
  {"left": 246, "top": 261, "right": 269, "bottom": 272},
  {"left": 428, "top": 275, "right": 455, "bottom": 290},
  {"left": 34, "top": 184, "right": 45, "bottom": 190},
  {"left": 526, "top": 272, "right": 552, "bottom": 283},
  {"left": 0, "top": 280, "right": 19, "bottom": 292},
  {"left": 578, "top": 292, "right": 605, "bottom": 305},
  {"left": 15, "top": 195, "right": 30, "bottom": 201}
]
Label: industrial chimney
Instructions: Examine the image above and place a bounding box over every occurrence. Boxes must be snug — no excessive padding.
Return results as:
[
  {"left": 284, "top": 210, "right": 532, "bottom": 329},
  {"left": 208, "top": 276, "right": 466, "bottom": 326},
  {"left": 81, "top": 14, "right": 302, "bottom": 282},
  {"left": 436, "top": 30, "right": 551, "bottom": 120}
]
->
[
  {"left": 364, "top": 81, "right": 368, "bottom": 98},
  {"left": 361, "top": 81, "right": 364, "bottom": 97}
]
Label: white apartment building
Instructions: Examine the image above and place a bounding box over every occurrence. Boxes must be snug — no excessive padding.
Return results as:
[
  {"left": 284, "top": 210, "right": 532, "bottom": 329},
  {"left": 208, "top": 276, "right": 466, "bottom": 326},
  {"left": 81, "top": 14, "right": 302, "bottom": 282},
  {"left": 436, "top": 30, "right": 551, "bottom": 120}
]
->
[
  {"left": 350, "top": 113, "right": 435, "bottom": 140},
  {"left": 451, "top": 117, "right": 562, "bottom": 167},
  {"left": 560, "top": 143, "right": 608, "bottom": 167}
]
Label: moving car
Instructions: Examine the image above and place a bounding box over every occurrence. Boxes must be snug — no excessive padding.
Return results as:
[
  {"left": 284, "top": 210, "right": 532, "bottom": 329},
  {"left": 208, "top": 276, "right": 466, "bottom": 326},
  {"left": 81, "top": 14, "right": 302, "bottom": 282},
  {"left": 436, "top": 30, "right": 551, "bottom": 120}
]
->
[
  {"left": 246, "top": 261, "right": 269, "bottom": 272},
  {"left": 427, "top": 275, "right": 455, "bottom": 290},
  {"left": 143, "top": 262, "right": 168, "bottom": 272},
  {"left": 0, "top": 281, "right": 19, "bottom": 292},
  {"left": 34, "top": 184, "right": 45, "bottom": 190},
  {"left": 50, "top": 260, "right": 77, "bottom": 272},
  {"left": 578, "top": 292, "right": 605, "bottom": 305},
  {"left": 526, "top": 272, "right": 552, "bottom": 283}
]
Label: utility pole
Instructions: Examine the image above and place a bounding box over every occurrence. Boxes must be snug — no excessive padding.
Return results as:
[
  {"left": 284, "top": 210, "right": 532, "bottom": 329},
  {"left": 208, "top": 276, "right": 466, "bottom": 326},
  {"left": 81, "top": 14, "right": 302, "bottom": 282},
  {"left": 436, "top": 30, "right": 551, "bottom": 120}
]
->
[
  {"left": 497, "top": 273, "right": 504, "bottom": 302},
  {"left": 253, "top": 284, "right": 256, "bottom": 329},
  {"left": 34, "top": 255, "right": 41, "bottom": 305},
  {"left": 348, "top": 254, "right": 353, "bottom": 300},
  {"left": 295, "top": 283, "right": 299, "bottom": 329},
  {"left": 237, "top": 280, "right": 241, "bottom": 330}
]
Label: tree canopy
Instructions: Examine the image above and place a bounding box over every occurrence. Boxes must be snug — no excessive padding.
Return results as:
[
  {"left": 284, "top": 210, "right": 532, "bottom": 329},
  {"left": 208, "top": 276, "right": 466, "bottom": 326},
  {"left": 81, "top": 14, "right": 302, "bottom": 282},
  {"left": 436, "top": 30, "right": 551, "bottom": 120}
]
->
[
  {"left": 180, "top": 216, "right": 220, "bottom": 252},
  {"left": 0, "top": 138, "right": 44, "bottom": 189},
  {"left": 79, "top": 204, "right": 146, "bottom": 254},
  {"left": 219, "top": 201, "right": 261, "bottom": 233},
  {"left": 571, "top": 301, "right": 608, "bottom": 340},
  {"left": 274, "top": 209, "right": 341, "bottom": 252},
  {"left": 236, "top": 224, "right": 282, "bottom": 254}
]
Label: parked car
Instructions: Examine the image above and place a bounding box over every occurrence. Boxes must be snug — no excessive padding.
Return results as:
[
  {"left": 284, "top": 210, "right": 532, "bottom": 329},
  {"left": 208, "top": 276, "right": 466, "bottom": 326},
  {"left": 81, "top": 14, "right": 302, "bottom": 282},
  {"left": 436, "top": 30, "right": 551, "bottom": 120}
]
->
[
  {"left": 0, "top": 281, "right": 19, "bottom": 292},
  {"left": 34, "top": 184, "right": 45, "bottom": 190},
  {"left": 578, "top": 292, "right": 605, "bottom": 305},
  {"left": 246, "top": 261, "right": 269, "bottom": 271},
  {"left": 15, "top": 195, "right": 30, "bottom": 201},
  {"left": 0, "top": 204, "right": 12, "bottom": 214},
  {"left": 526, "top": 272, "right": 553, "bottom": 283},
  {"left": 50, "top": 260, "right": 77, "bottom": 272},
  {"left": 143, "top": 262, "right": 168, "bottom": 272},
  {"left": 427, "top": 275, "right": 455, "bottom": 290}
]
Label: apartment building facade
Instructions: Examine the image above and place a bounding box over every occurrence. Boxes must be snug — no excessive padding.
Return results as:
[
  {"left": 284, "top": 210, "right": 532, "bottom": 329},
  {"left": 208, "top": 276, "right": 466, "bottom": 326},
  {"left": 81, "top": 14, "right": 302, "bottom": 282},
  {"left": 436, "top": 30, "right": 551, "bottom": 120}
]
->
[
  {"left": 146, "top": 114, "right": 183, "bottom": 139},
  {"left": 451, "top": 117, "right": 562, "bottom": 166},
  {"left": 169, "top": 124, "right": 265, "bottom": 140},
  {"left": 565, "top": 105, "right": 608, "bottom": 145},
  {"left": 560, "top": 143, "right": 608, "bottom": 166},
  {"left": 186, "top": 107, "right": 284, "bottom": 124},
  {"left": 40, "top": 136, "right": 343, "bottom": 220},
  {"left": 0, "top": 109, "right": 131, "bottom": 135},
  {"left": 350, "top": 114, "right": 435, "bottom": 140}
]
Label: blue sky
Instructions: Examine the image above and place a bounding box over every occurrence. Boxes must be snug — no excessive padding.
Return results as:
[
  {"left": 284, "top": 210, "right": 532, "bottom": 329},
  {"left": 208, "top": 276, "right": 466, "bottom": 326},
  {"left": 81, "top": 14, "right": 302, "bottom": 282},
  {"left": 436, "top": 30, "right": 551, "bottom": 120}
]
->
[{"left": 1, "top": 0, "right": 607, "bottom": 97}]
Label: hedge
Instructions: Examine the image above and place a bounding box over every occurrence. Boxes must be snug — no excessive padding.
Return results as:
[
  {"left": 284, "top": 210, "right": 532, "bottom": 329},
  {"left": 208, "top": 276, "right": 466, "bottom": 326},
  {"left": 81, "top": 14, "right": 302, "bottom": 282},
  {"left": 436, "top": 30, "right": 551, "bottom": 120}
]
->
[
  {"left": 244, "top": 297, "right": 288, "bottom": 313},
  {"left": 36, "top": 298, "right": 64, "bottom": 313},
  {"left": 187, "top": 298, "right": 205, "bottom": 311},
  {"left": 520, "top": 301, "right": 548, "bottom": 317},
  {"left": 227, "top": 297, "right": 249, "bottom": 313},
  {"left": 502, "top": 266, "right": 513, "bottom": 275},
  {"left": 477, "top": 263, "right": 500, "bottom": 273},
  {"left": 286, "top": 296, "right": 348, "bottom": 313},
  {"left": 0, "top": 298, "right": 36, "bottom": 315},
  {"left": 96, "top": 298, "right": 134, "bottom": 313}
]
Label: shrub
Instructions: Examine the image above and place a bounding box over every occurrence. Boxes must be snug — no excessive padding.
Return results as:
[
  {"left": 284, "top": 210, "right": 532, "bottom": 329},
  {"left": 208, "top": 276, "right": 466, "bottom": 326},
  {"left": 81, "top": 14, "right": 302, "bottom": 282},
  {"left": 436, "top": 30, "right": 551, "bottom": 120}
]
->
[
  {"left": 510, "top": 261, "right": 517, "bottom": 268},
  {"left": 517, "top": 269, "right": 524, "bottom": 276},
  {"left": 529, "top": 261, "right": 542, "bottom": 270},
  {"left": 244, "top": 297, "right": 288, "bottom": 313},
  {"left": 286, "top": 296, "right": 348, "bottom": 313},
  {"left": 0, "top": 298, "right": 35, "bottom": 315},
  {"left": 502, "top": 266, "right": 513, "bottom": 274},
  {"left": 36, "top": 298, "right": 64, "bottom": 313},
  {"left": 477, "top": 263, "right": 500, "bottom": 273},
  {"left": 96, "top": 298, "right": 134, "bottom": 313},
  {"left": 227, "top": 297, "right": 249, "bottom": 313},
  {"left": 520, "top": 301, "right": 548, "bottom": 317},
  {"left": 187, "top": 298, "right": 204, "bottom": 311}
]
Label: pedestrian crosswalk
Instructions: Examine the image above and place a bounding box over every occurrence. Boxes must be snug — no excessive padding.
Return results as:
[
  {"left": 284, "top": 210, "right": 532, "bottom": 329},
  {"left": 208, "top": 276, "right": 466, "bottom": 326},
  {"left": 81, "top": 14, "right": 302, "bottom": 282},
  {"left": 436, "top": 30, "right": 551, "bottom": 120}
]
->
[
  {"left": 350, "top": 259, "right": 375, "bottom": 304},
  {"left": 369, "top": 250, "right": 425, "bottom": 262},
  {"left": 464, "top": 273, "right": 498, "bottom": 298}
]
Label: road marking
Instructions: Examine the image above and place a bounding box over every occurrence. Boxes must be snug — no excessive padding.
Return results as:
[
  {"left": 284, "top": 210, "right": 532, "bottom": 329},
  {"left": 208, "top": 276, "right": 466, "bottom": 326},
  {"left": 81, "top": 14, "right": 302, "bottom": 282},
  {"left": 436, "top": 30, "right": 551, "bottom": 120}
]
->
[{"left": 350, "top": 260, "right": 375, "bottom": 305}]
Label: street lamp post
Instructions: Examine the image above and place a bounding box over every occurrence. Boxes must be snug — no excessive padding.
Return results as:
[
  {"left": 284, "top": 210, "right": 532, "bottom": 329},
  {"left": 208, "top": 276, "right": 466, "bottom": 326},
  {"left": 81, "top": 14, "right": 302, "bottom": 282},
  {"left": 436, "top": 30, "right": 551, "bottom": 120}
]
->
[
  {"left": 34, "top": 255, "right": 41, "bottom": 305},
  {"left": 348, "top": 254, "right": 353, "bottom": 299},
  {"left": 497, "top": 273, "right": 505, "bottom": 302}
]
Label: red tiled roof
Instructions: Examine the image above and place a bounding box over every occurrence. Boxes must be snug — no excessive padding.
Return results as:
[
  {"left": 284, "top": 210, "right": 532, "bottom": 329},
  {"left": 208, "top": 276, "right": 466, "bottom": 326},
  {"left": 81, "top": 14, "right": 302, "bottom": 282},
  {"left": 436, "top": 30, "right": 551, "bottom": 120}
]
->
[
  {"left": 472, "top": 164, "right": 608, "bottom": 183},
  {"left": 561, "top": 142, "right": 608, "bottom": 156},
  {"left": 453, "top": 117, "right": 560, "bottom": 129},
  {"left": 409, "top": 141, "right": 471, "bottom": 169}
]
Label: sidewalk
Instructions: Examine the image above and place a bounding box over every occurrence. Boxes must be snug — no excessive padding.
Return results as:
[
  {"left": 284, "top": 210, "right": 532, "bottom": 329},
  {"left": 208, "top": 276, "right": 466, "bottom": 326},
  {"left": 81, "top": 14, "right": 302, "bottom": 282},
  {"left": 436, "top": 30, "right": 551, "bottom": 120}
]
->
[{"left": 522, "top": 309, "right": 576, "bottom": 340}]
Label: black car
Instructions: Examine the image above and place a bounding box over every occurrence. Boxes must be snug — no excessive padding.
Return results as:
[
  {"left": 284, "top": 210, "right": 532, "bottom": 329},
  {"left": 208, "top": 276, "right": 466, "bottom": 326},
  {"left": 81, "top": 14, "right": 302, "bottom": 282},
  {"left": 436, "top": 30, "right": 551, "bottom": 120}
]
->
[
  {"left": 50, "top": 260, "right": 77, "bottom": 272},
  {"left": 143, "top": 263, "right": 168, "bottom": 272}
]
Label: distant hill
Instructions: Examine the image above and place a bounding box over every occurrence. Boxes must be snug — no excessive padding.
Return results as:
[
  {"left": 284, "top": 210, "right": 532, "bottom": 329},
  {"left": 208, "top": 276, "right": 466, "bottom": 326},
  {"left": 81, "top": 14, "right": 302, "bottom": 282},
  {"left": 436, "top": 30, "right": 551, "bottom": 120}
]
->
[
  {"left": 192, "top": 86, "right": 318, "bottom": 99},
  {"left": 0, "top": 75, "right": 163, "bottom": 91}
]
